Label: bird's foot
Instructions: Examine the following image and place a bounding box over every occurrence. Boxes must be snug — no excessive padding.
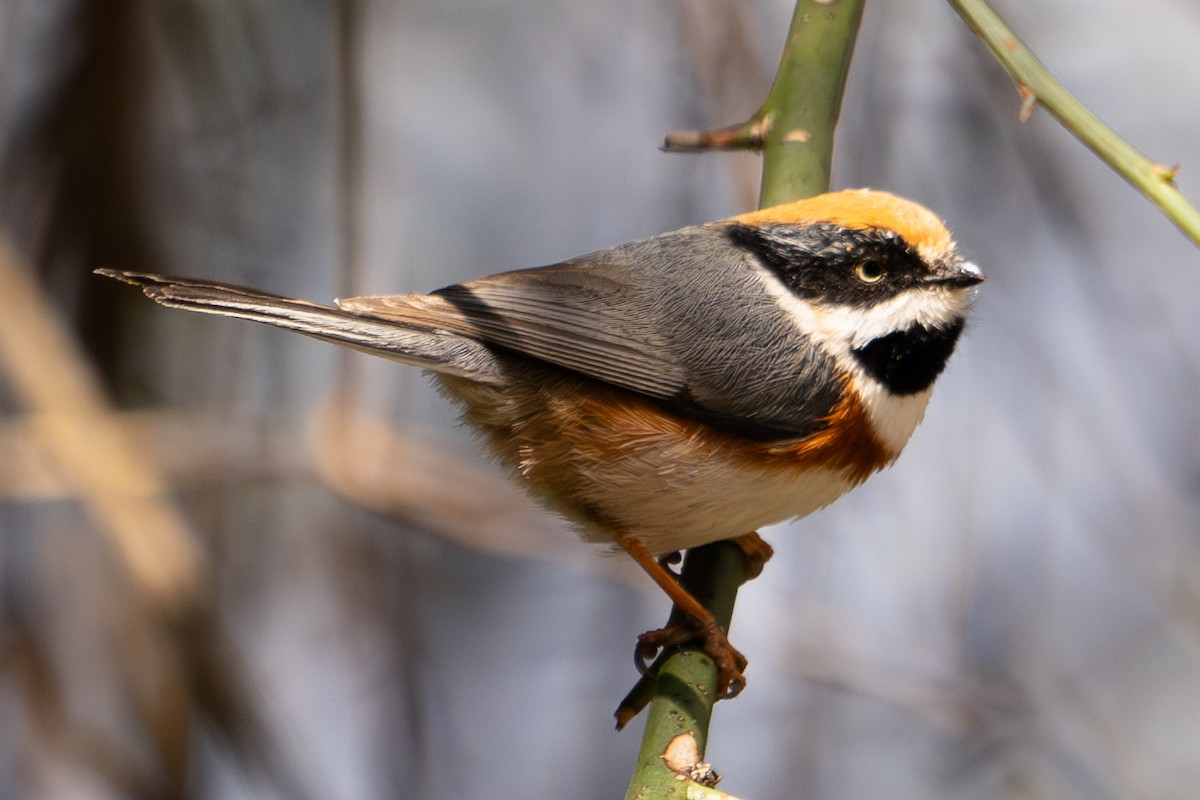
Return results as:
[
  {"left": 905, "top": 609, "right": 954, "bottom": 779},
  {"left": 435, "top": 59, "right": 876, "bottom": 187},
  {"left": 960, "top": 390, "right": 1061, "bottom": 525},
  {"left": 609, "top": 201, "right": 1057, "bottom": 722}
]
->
[
  {"left": 730, "top": 531, "right": 774, "bottom": 581},
  {"left": 635, "top": 616, "right": 747, "bottom": 699}
]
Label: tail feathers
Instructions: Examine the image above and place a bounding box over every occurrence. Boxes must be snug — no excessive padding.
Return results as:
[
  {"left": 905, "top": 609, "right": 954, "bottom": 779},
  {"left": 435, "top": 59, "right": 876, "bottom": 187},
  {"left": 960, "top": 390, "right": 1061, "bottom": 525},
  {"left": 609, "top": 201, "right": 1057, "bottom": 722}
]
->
[{"left": 95, "top": 270, "right": 502, "bottom": 381}]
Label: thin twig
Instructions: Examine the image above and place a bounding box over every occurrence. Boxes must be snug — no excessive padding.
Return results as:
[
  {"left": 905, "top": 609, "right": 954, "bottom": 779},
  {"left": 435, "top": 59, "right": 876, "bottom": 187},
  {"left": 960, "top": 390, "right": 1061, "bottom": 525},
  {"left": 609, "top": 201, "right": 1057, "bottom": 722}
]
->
[
  {"left": 946, "top": 0, "right": 1200, "bottom": 247},
  {"left": 662, "top": 121, "right": 765, "bottom": 152}
]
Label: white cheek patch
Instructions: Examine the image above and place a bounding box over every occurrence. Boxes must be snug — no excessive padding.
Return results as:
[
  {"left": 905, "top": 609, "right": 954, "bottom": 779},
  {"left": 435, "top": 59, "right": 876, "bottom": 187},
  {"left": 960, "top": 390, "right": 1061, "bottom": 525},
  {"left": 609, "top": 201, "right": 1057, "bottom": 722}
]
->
[
  {"left": 752, "top": 263, "right": 974, "bottom": 348},
  {"left": 812, "top": 286, "right": 972, "bottom": 348}
]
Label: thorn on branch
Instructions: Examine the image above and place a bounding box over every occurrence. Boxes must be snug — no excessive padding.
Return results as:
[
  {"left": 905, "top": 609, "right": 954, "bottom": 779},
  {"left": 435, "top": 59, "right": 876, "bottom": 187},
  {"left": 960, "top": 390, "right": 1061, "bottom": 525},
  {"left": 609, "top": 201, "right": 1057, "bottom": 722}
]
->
[
  {"left": 1152, "top": 163, "right": 1181, "bottom": 183},
  {"left": 1017, "top": 84, "right": 1038, "bottom": 123}
]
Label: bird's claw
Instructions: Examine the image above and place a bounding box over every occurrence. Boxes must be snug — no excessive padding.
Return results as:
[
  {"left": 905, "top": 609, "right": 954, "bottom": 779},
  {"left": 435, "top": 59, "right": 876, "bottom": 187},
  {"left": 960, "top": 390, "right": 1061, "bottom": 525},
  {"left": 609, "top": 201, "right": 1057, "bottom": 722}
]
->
[{"left": 635, "top": 618, "right": 747, "bottom": 698}]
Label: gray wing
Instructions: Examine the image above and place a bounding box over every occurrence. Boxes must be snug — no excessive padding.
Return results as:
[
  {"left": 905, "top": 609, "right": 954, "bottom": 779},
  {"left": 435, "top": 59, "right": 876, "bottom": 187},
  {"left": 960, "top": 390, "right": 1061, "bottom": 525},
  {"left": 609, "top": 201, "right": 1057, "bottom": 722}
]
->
[
  {"left": 419, "top": 238, "right": 691, "bottom": 399},
  {"left": 340, "top": 225, "right": 843, "bottom": 437}
]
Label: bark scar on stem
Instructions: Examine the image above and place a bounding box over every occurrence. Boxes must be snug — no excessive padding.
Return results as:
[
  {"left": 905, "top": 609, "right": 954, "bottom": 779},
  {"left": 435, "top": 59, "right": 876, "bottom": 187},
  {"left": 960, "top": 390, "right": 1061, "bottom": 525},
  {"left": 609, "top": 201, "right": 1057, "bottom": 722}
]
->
[{"left": 662, "top": 733, "right": 721, "bottom": 787}]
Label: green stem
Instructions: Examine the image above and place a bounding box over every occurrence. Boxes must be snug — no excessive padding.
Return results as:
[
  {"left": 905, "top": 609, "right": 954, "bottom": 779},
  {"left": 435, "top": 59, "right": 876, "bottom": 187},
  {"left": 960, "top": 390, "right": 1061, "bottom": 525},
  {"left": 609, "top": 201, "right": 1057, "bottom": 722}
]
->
[
  {"left": 622, "top": 544, "right": 746, "bottom": 800},
  {"left": 758, "top": 0, "right": 866, "bottom": 206},
  {"left": 946, "top": 0, "right": 1200, "bottom": 247},
  {"left": 624, "top": 3, "right": 865, "bottom": 797}
]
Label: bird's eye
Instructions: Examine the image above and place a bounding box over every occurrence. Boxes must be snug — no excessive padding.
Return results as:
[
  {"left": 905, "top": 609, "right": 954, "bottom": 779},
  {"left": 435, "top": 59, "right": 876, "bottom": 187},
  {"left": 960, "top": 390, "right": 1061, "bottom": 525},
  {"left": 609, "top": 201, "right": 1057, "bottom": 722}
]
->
[{"left": 855, "top": 262, "right": 885, "bottom": 284}]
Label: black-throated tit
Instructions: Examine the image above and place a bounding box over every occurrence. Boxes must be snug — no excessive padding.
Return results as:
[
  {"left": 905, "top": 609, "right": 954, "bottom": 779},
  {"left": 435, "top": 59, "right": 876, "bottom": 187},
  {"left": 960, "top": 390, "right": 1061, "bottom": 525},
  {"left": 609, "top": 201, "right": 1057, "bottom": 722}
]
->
[{"left": 99, "top": 188, "right": 983, "bottom": 704}]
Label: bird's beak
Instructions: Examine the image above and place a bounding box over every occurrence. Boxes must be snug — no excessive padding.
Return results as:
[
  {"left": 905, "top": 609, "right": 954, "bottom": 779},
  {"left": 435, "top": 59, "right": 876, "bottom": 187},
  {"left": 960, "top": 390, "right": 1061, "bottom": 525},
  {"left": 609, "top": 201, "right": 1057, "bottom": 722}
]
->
[{"left": 927, "top": 257, "right": 985, "bottom": 288}]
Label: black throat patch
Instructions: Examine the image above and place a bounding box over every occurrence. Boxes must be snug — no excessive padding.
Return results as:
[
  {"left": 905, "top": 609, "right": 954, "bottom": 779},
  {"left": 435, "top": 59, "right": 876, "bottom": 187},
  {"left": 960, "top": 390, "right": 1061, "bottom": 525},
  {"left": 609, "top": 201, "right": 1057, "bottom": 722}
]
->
[{"left": 851, "top": 319, "right": 965, "bottom": 396}]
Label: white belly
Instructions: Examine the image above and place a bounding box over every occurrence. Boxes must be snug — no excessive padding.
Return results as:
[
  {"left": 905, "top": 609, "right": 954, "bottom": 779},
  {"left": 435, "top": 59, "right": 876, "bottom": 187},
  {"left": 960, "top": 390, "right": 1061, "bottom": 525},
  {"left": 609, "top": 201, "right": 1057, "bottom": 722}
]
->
[{"left": 571, "top": 455, "right": 858, "bottom": 555}]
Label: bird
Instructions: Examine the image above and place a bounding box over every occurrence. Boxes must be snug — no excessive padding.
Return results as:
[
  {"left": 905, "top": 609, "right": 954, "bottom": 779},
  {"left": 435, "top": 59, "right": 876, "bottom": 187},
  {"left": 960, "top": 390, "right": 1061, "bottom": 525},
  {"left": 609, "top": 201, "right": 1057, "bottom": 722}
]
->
[{"left": 98, "top": 188, "right": 983, "bottom": 706}]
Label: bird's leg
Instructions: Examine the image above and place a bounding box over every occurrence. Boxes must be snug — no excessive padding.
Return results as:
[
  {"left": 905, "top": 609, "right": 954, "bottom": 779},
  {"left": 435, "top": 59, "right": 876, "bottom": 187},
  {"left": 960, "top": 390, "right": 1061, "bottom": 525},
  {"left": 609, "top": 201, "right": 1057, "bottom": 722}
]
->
[
  {"left": 613, "top": 532, "right": 776, "bottom": 728},
  {"left": 613, "top": 535, "right": 749, "bottom": 701}
]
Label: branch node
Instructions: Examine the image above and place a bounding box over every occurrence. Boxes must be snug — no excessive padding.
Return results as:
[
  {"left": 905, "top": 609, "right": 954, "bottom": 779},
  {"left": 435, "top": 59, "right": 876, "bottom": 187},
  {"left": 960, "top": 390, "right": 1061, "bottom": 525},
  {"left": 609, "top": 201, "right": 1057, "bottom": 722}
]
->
[
  {"left": 661, "top": 120, "right": 765, "bottom": 152},
  {"left": 662, "top": 733, "right": 721, "bottom": 787}
]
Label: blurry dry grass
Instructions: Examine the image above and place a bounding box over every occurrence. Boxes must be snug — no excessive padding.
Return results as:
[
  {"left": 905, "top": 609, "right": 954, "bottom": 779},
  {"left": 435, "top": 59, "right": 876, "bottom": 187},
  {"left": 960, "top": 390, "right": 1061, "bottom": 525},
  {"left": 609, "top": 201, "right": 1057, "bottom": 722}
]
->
[
  {"left": 0, "top": 235, "right": 312, "bottom": 797},
  {"left": 0, "top": 236, "right": 203, "bottom": 604},
  {"left": 0, "top": 409, "right": 306, "bottom": 501}
]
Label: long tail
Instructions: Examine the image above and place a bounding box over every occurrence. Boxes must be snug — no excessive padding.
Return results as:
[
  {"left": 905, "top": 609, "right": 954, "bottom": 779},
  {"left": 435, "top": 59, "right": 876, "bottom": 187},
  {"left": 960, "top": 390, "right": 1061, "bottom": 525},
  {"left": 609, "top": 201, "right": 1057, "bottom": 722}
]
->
[{"left": 95, "top": 269, "right": 499, "bottom": 381}]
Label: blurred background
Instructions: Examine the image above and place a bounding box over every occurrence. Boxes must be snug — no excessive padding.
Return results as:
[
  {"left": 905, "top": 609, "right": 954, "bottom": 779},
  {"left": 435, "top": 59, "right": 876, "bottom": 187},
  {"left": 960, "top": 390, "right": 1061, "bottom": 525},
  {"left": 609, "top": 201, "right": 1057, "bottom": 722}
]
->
[{"left": 2, "top": 0, "right": 1199, "bottom": 798}]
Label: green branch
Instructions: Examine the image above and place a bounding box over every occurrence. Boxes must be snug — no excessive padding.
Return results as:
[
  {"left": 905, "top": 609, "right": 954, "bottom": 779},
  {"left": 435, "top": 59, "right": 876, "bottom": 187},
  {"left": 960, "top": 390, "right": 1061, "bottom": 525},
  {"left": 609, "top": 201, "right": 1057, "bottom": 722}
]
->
[
  {"left": 621, "top": 543, "right": 747, "bottom": 800},
  {"left": 662, "top": 0, "right": 866, "bottom": 205},
  {"left": 757, "top": 0, "right": 866, "bottom": 205},
  {"left": 625, "top": 3, "right": 865, "bottom": 797},
  {"left": 946, "top": 0, "right": 1200, "bottom": 247}
]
